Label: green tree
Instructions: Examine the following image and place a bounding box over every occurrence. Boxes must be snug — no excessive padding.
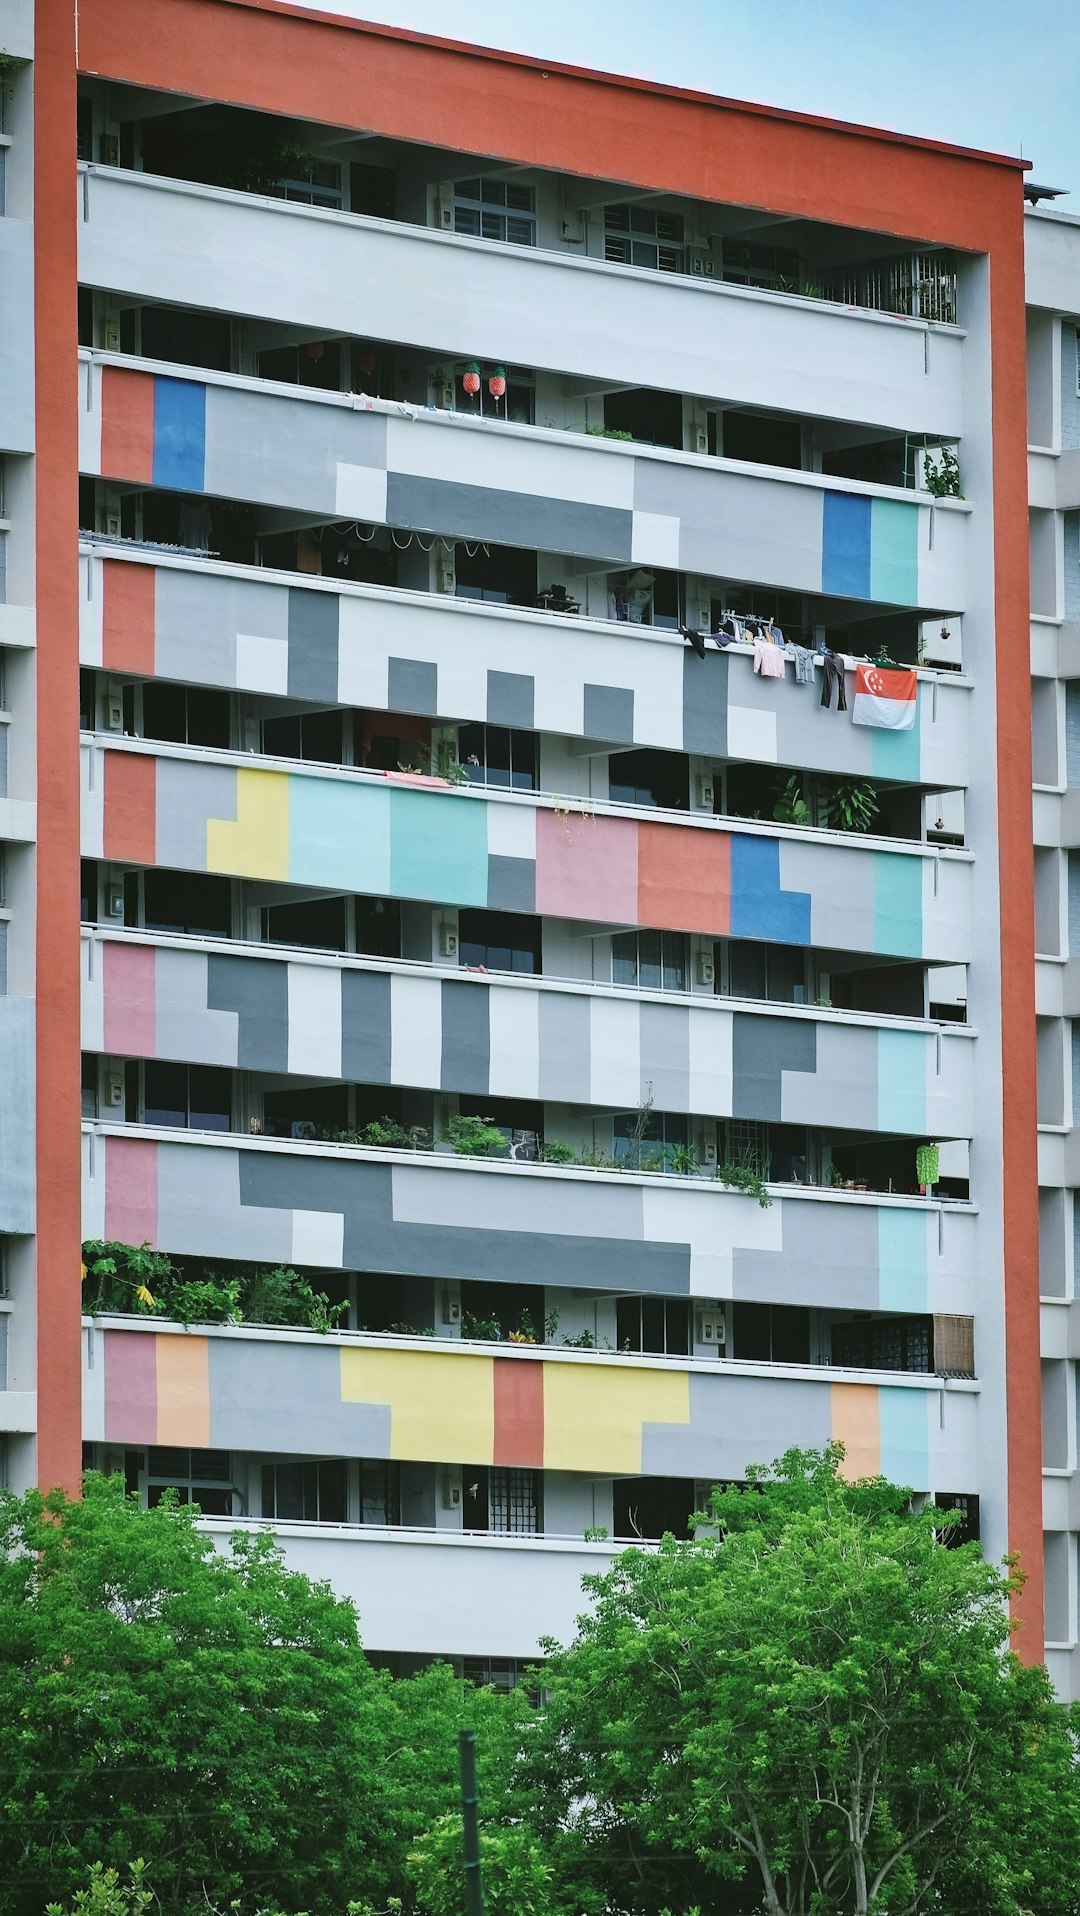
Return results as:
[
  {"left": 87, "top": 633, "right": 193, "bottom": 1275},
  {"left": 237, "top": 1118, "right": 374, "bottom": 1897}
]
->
[
  {"left": 407, "top": 1815, "right": 556, "bottom": 1916},
  {"left": 527, "top": 1447, "right": 1080, "bottom": 1916},
  {"left": 0, "top": 1474, "right": 398, "bottom": 1915}
]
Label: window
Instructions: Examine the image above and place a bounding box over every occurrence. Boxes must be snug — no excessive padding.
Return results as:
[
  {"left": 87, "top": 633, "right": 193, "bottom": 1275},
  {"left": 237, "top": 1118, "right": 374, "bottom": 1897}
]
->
[
  {"left": 137, "top": 304, "right": 232, "bottom": 373},
  {"left": 721, "top": 237, "right": 800, "bottom": 291},
  {"left": 264, "top": 895, "right": 348, "bottom": 953},
  {"left": 361, "top": 1459, "right": 401, "bottom": 1525},
  {"left": 732, "top": 1302, "right": 810, "bottom": 1365},
  {"left": 138, "top": 682, "right": 231, "bottom": 749},
  {"left": 611, "top": 930, "right": 688, "bottom": 993},
  {"left": 261, "top": 1458, "right": 348, "bottom": 1523},
  {"left": 450, "top": 361, "right": 535, "bottom": 425},
  {"left": 726, "top": 940, "right": 807, "bottom": 1005},
  {"left": 146, "top": 1447, "right": 236, "bottom": 1515},
  {"left": 80, "top": 860, "right": 98, "bottom": 923},
  {"left": 262, "top": 708, "right": 345, "bottom": 764},
  {"left": 263, "top": 1083, "right": 348, "bottom": 1140},
  {"left": 462, "top": 1657, "right": 541, "bottom": 1698},
  {"left": 453, "top": 177, "right": 536, "bottom": 247},
  {"left": 724, "top": 1118, "right": 769, "bottom": 1174},
  {"left": 934, "top": 1492, "right": 980, "bottom": 1548},
  {"left": 258, "top": 339, "right": 343, "bottom": 392},
  {"left": 463, "top": 1465, "right": 540, "bottom": 1535},
  {"left": 608, "top": 748, "right": 688, "bottom": 810},
  {"left": 143, "top": 870, "right": 232, "bottom": 938},
  {"left": 81, "top": 1053, "right": 98, "bottom": 1119},
  {"left": 280, "top": 160, "right": 342, "bottom": 208},
  {"left": 79, "top": 670, "right": 96, "bottom": 731},
  {"left": 459, "top": 909, "right": 540, "bottom": 975},
  {"left": 617, "top": 1296, "right": 690, "bottom": 1357},
  {"left": 604, "top": 202, "right": 685, "bottom": 274},
  {"left": 356, "top": 896, "right": 401, "bottom": 959},
  {"left": 454, "top": 543, "right": 537, "bottom": 605},
  {"left": 613, "top": 1108, "right": 688, "bottom": 1170},
  {"left": 140, "top": 1062, "right": 231, "bottom": 1132},
  {"left": 830, "top": 1315, "right": 931, "bottom": 1374},
  {"left": 458, "top": 723, "right": 538, "bottom": 792}
]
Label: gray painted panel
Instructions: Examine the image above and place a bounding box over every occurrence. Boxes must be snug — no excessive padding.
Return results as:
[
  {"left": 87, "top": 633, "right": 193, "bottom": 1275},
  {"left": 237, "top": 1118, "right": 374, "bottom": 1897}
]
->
[
  {"left": 287, "top": 587, "right": 340, "bottom": 704},
  {"left": 440, "top": 978, "right": 491, "bottom": 1095},
  {"left": 157, "top": 1140, "right": 293, "bottom": 1262},
  {"left": 732, "top": 1014, "right": 817, "bottom": 1123},
  {"left": 155, "top": 757, "right": 236, "bottom": 872},
  {"left": 207, "top": 1335, "right": 392, "bottom": 1456},
  {"left": 155, "top": 567, "right": 287, "bottom": 687},
  {"left": 387, "top": 656, "right": 438, "bottom": 716},
  {"left": 204, "top": 385, "right": 385, "bottom": 512},
  {"left": 386, "top": 473, "right": 633, "bottom": 562},
  {"left": 0, "top": 722, "right": 8, "bottom": 799},
  {"left": 643, "top": 1370, "right": 832, "bottom": 1478},
  {"left": 732, "top": 1197, "right": 880, "bottom": 1310},
  {"left": 582, "top": 683, "right": 635, "bottom": 744},
  {"left": 340, "top": 968, "right": 392, "bottom": 1084},
  {"left": 639, "top": 1001, "right": 690, "bottom": 1113},
  {"left": 682, "top": 650, "right": 728, "bottom": 756},
  {"left": 206, "top": 954, "right": 289, "bottom": 1072},
  {"left": 0, "top": 921, "right": 7, "bottom": 996},
  {"left": 487, "top": 854, "right": 535, "bottom": 912},
  {"left": 0, "top": 996, "right": 33, "bottom": 1232},
  {"left": 487, "top": 670, "right": 535, "bottom": 730},
  {"left": 537, "top": 991, "right": 592, "bottom": 1104}
]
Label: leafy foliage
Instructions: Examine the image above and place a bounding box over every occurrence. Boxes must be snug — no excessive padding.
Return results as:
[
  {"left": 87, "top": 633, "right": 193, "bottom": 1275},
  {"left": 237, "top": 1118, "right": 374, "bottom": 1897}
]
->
[
  {"left": 82, "top": 1241, "right": 346, "bottom": 1332},
  {"left": 441, "top": 1113, "right": 512, "bottom": 1157},
  {"left": 819, "top": 777, "right": 879, "bottom": 834},
  {"left": 407, "top": 1815, "right": 557, "bottom": 1916},
  {"left": 922, "top": 443, "right": 964, "bottom": 499}
]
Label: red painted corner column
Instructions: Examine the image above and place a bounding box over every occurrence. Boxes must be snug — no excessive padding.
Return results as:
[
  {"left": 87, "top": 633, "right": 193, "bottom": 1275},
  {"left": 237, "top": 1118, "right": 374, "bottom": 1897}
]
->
[{"left": 34, "top": 0, "right": 84, "bottom": 1495}]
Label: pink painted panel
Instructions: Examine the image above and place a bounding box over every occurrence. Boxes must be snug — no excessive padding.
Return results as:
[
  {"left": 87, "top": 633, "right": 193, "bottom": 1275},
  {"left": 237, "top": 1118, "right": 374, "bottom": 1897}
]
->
[
  {"left": 103, "top": 1328, "right": 158, "bottom": 1444},
  {"left": 534, "top": 808, "right": 637, "bottom": 924},
  {"left": 103, "top": 939, "right": 157, "bottom": 1057},
  {"left": 104, "top": 1134, "right": 158, "bottom": 1246}
]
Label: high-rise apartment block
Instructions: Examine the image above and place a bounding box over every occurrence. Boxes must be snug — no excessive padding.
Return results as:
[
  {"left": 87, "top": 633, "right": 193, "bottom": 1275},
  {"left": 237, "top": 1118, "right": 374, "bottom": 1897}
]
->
[{"left": 1, "top": 0, "right": 1069, "bottom": 1685}]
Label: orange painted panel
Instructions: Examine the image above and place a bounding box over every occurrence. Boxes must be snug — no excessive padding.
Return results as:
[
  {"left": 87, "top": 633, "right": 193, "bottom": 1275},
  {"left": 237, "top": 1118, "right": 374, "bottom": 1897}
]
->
[
  {"left": 103, "top": 750, "right": 156, "bottom": 866},
  {"left": 831, "top": 1384, "right": 880, "bottom": 1482},
  {"left": 493, "top": 1357, "right": 544, "bottom": 1468},
  {"left": 102, "top": 560, "right": 156, "bottom": 676},
  {"left": 638, "top": 821, "right": 731, "bottom": 935},
  {"left": 100, "top": 365, "right": 154, "bottom": 484},
  {"left": 155, "top": 1334, "right": 211, "bottom": 1448}
]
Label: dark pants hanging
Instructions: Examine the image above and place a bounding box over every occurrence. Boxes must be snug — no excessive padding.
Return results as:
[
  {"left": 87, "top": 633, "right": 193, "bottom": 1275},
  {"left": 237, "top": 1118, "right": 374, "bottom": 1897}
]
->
[{"left": 820, "top": 651, "right": 847, "bottom": 710}]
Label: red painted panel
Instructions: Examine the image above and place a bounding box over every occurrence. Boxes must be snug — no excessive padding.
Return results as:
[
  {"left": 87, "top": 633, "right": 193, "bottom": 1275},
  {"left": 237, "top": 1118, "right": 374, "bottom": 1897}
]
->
[
  {"left": 104, "top": 1135, "right": 158, "bottom": 1247},
  {"left": 103, "top": 940, "right": 156, "bottom": 1058},
  {"left": 493, "top": 1357, "right": 544, "bottom": 1469},
  {"left": 103, "top": 1329, "right": 158, "bottom": 1445},
  {"left": 103, "top": 750, "right": 157, "bottom": 866},
  {"left": 638, "top": 822, "right": 731, "bottom": 935},
  {"left": 102, "top": 560, "right": 156, "bottom": 676},
  {"left": 100, "top": 365, "right": 155, "bottom": 484}
]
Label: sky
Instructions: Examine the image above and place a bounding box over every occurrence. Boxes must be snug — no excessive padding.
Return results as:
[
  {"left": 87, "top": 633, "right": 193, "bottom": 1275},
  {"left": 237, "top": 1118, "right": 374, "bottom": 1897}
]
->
[{"left": 302, "top": 0, "right": 1080, "bottom": 198}]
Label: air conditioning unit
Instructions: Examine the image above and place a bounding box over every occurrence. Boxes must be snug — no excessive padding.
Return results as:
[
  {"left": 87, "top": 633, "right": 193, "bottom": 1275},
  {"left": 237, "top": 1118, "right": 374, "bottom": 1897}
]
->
[
  {"left": 438, "top": 920, "right": 459, "bottom": 959},
  {"left": 696, "top": 1304, "right": 727, "bottom": 1347},
  {"left": 695, "top": 948, "right": 715, "bottom": 987}
]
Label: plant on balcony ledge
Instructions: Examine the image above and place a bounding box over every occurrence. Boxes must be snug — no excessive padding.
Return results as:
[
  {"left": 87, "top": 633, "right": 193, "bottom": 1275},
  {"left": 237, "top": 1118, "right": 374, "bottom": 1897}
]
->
[
  {"left": 441, "top": 1113, "right": 514, "bottom": 1157},
  {"left": 714, "top": 1161, "right": 772, "bottom": 1207},
  {"left": 82, "top": 1241, "right": 346, "bottom": 1332},
  {"left": 819, "top": 776, "right": 879, "bottom": 834}
]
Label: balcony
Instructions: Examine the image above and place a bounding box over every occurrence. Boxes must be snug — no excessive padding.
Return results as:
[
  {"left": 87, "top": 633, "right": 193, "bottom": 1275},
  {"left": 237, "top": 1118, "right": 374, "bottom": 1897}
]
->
[
  {"left": 81, "top": 928, "right": 976, "bottom": 1141},
  {"left": 79, "top": 165, "right": 965, "bottom": 441},
  {"left": 79, "top": 546, "right": 972, "bottom": 789},
  {"left": 82, "top": 1319, "right": 977, "bottom": 1543},
  {"left": 81, "top": 737, "right": 972, "bottom": 964},
  {"left": 78, "top": 351, "right": 969, "bottom": 615},
  {"left": 82, "top": 1121, "right": 976, "bottom": 1315}
]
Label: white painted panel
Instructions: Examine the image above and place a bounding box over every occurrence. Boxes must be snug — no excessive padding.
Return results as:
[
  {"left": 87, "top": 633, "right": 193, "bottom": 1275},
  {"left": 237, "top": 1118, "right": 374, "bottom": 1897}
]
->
[
  {"left": 687, "top": 1005, "right": 733, "bottom": 1114},
  {"left": 335, "top": 462, "right": 388, "bottom": 520},
  {"left": 488, "top": 984, "right": 539, "bottom": 1099},
  {"left": 487, "top": 802, "right": 536, "bottom": 860},
  {"left": 291, "top": 1207, "right": 345, "bottom": 1269},
  {"left": 727, "top": 704, "right": 779, "bottom": 762},
  {"left": 288, "top": 962, "right": 342, "bottom": 1078},
  {"left": 631, "top": 510, "right": 681, "bottom": 568},
  {"left": 236, "top": 631, "right": 289, "bottom": 695},
  {"left": 389, "top": 970, "right": 442, "bottom": 1086},
  {"left": 589, "top": 995, "right": 643, "bottom": 1108}
]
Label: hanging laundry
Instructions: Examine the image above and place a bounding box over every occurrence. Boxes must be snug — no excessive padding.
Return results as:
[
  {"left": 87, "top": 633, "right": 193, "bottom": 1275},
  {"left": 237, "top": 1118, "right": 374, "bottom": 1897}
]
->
[
  {"left": 719, "top": 615, "right": 738, "bottom": 640},
  {"left": 792, "top": 645, "right": 816, "bottom": 685},
  {"left": 754, "top": 635, "right": 786, "bottom": 678},
  {"left": 768, "top": 621, "right": 785, "bottom": 646},
  {"left": 820, "top": 650, "right": 848, "bottom": 710},
  {"left": 744, "top": 615, "right": 763, "bottom": 639},
  {"left": 850, "top": 663, "right": 917, "bottom": 731},
  {"left": 680, "top": 625, "right": 708, "bottom": 660}
]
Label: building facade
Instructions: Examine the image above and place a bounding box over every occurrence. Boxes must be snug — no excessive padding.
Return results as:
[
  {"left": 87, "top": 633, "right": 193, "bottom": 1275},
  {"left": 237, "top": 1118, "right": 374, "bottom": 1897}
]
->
[{"left": 0, "top": 0, "right": 1050, "bottom": 1681}]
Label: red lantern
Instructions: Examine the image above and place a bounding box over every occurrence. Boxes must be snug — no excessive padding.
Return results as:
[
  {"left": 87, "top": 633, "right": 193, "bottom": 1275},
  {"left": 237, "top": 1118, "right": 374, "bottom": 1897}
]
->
[
  {"left": 357, "top": 348, "right": 378, "bottom": 377},
  {"left": 305, "top": 340, "right": 325, "bottom": 362},
  {"left": 488, "top": 367, "right": 507, "bottom": 400},
  {"left": 462, "top": 363, "right": 481, "bottom": 396}
]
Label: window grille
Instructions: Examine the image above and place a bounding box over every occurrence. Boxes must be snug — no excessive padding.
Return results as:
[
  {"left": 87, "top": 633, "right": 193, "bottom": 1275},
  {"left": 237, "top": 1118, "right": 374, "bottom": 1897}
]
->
[
  {"left": 604, "top": 202, "right": 685, "bottom": 274},
  {"left": 817, "top": 251, "right": 957, "bottom": 325},
  {"left": 490, "top": 1467, "right": 539, "bottom": 1535},
  {"left": 724, "top": 1118, "right": 769, "bottom": 1174},
  {"left": 454, "top": 178, "right": 536, "bottom": 247}
]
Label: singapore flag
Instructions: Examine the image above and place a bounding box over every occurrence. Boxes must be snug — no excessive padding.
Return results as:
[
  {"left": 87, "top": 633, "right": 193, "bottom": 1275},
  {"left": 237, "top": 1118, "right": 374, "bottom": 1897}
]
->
[{"left": 850, "top": 663, "right": 917, "bottom": 731}]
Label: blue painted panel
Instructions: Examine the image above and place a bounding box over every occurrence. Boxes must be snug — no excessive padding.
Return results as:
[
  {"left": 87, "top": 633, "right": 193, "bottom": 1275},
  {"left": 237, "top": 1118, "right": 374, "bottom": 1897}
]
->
[
  {"left": 879, "top": 1384, "right": 930, "bottom": 1490},
  {"left": 290, "top": 775, "right": 391, "bottom": 894},
  {"left": 873, "top": 852, "right": 923, "bottom": 959},
  {"left": 153, "top": 378, "right": 206, "bottom": 492},
  {"left": 729, "top": 834, "right": 811, "bottom": 944},
  {"left": 821, "top": 490, "right": 871, "bottom": 599},
  {"left": 878, "top": 1206, "right": 928, "bottom": 1313},
  {"left": 877, "top": 1028, "right": 927, "bottom": 1135},
  {"left": 389, "top": 788, "right": 489, "bottom": 906},
  {"left": 870, "top": 498, "right": 919, "bottom": 605}
]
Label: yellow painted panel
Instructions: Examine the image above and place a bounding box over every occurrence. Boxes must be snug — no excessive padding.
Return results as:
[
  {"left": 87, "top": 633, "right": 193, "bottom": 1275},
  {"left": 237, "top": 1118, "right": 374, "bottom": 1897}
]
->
[
  {"left": 340, "top": 1345, "right": 495, "bottom": 1464},
  {"left": 831, "top": 1382, "right": 880, "bottom": 1481},
  {"left": 156, "top": 1334, "right": 210, "bottom": 1449},
  {"left": 206, "top": 767, "right": 290, "bottom": 881},
  {"left": 543, "top": 1362, "right": 690, "bottom": 1476}
]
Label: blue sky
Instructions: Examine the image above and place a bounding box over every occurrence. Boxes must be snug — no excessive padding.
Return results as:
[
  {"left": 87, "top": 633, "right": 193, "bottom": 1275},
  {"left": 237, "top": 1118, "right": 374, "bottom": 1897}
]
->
[{"left": 309, "top": 0, "right": 1080, "bottom": 197}]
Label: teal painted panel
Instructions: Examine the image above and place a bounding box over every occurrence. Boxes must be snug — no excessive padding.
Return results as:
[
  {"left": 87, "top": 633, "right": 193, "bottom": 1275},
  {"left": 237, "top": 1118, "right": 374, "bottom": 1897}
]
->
[
  {"left": 871, "top": 709, "right": 921, "bottom": 782},
  {"left": 289, "top": 775, "right": 391, "bottom": 893},
  {"left": 389, "top": 787, "right": 490, "bottom": 905},
  {"left": 870, "top": 498, "right": 919, "bottom": 605},
  {"left": 878, "top": 1384, "right": 930, "bottom": 1490},
  {"left": 878, "top": 1206, "right": 928, "bottom": 1313},
  {"left": 874, "top": 852, "right": 923, "bottom": 959},
  {"left": 877, "top": 1028, "right": 927, "bottom": 1135}
]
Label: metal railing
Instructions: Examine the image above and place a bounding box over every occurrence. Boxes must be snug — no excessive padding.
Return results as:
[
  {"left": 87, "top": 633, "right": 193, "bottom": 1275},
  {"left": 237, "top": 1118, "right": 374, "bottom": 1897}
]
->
[{"left": 817, "top": 251, "right": 958, "bottom": 325}]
